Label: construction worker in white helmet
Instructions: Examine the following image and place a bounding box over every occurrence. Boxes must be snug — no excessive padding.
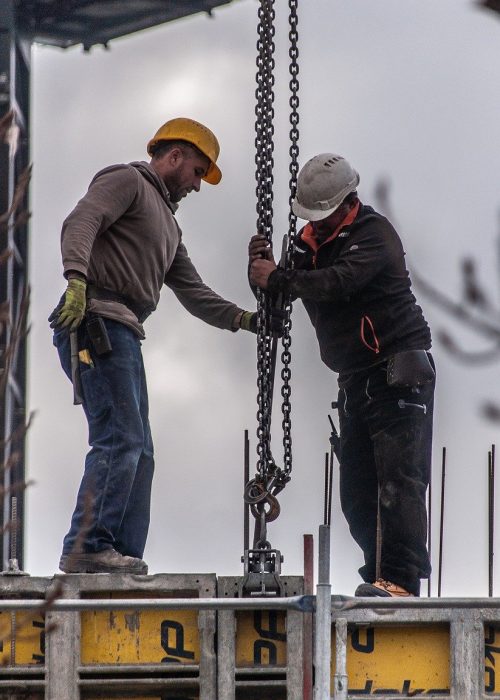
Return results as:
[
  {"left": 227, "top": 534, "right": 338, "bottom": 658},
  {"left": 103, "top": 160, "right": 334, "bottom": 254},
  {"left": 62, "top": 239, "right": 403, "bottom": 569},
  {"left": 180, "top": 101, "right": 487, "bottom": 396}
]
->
[
  {"left": 249, "top": 153, "right": 435, "bottom": 598},
  {"left": 50, "top": 118, "right": 263, "bottom": 575}
]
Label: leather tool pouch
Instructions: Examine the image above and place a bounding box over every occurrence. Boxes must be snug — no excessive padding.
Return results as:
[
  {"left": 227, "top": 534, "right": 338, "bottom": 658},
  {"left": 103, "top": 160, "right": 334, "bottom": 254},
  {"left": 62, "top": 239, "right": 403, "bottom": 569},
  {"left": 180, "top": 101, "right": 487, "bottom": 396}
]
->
[
  {"left": 387, "top": 350, "right": 435, "bottom": 387},
  {"left": 86, "top": 314, "right": 112, "bottom": 356}
]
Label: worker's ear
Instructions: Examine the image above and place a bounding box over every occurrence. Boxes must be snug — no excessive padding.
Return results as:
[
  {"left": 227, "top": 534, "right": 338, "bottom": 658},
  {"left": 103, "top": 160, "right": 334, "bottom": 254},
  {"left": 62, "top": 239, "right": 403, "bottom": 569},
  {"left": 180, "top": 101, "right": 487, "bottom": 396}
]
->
[
  {"left": 160, "top": 146, "right": 183, "bottom": 170},
  {"left": 167, "top": 146, "right": 184, "bottom": 168}
]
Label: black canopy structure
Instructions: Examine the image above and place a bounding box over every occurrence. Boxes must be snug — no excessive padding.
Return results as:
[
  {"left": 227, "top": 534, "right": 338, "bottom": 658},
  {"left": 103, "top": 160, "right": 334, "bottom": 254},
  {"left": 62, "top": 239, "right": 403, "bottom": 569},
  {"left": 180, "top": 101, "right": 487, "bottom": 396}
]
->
[
  {"left": 16, "top": 0, "right": 235, "bottom": 51},
  {"left": 0, "top": 0, "right": 237, "bottom": 571}
]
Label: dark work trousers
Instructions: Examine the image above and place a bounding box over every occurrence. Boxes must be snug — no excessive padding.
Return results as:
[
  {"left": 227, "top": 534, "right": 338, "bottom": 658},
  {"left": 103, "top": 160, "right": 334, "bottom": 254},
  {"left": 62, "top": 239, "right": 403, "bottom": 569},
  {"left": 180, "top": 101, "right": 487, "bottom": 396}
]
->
[
  {"left": 53, "top": 319, "right": 154, "bottom": 560},
  {"left": 338, "top": 360, "right": 434, "bottom": 595}
]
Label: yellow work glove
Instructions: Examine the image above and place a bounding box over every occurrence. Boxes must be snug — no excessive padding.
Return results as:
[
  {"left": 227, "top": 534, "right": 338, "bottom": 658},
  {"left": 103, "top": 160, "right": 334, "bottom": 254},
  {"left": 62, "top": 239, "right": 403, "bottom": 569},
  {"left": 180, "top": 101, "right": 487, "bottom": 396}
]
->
[
  {"left": 52, "top": 278, "right": 87, "bottom": 330},
  {"left": 239, "top": 311, "right": 258, "bottom": 333},
  {"left": 239, "top": 309, "right": 286, "bottom": 336}
]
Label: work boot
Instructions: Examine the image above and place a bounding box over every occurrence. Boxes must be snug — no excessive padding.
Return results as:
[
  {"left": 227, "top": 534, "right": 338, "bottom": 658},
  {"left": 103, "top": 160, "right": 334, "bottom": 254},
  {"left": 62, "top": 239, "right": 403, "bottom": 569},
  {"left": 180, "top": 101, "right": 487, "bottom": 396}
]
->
[
  {"left": 59, "top": 548, "right": 148, "bottom": 574},
  {"left": 354, "top": 579, "right": 413, "bottom": 597}
]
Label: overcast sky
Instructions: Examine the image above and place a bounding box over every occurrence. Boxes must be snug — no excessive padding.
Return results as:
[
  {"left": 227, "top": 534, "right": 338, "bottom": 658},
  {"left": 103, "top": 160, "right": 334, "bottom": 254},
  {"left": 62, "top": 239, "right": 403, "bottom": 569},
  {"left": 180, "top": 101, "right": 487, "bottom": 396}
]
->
[{"left": 26, "top": 0, "right": 500, "bottom": 597}]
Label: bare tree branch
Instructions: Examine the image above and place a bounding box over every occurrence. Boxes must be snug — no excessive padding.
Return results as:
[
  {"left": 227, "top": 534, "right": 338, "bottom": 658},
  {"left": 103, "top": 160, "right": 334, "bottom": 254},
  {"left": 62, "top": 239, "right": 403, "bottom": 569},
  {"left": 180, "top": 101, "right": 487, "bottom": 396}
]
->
[
  {"left": 412, "top": 267, "right": 500, "bottom": 341},
  {"left": 0, "top": 165, "right": 32, "bottom": 228},
  {"left": 0, "top": 109, "right": 14, "bottom": 143},
  {"left": 437, "top": 330, "right": 500, "bottom": 365},
  {"left": 374, "top": 176, "right": 500, "bottom": 421}
]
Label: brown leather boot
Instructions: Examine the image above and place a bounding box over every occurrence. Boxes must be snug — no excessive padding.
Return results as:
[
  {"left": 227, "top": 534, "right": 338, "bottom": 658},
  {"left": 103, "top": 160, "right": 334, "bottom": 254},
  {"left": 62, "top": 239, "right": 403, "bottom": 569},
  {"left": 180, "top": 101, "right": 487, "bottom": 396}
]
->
[
  {"left": 59, "top": 548, "right": 148, "bottom": 574},
  {"left": 355, "top": 578, "right": 414, "bottom": 597}
]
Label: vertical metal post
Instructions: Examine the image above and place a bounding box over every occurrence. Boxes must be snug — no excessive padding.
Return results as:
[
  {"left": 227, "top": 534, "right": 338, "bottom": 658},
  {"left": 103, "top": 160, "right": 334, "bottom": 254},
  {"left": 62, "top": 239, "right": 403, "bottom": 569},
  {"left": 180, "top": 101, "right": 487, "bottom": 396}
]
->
[
  {"left": 427, "top": 469, "right": 432, "bottom": 597},
  {"left": 5, "top": 494, "right": 25, "bottom": 573},
  {"left": 199, "top": 608, "right": 217, "bottom": 700},
  {"left": 437, "top": 447, "right": 446, "bottom": 597},
  {"left": 333, "top": 617, "right": 348, "bottom": 700},
  {"left": 244, "top": 429, "right": 250, "bottom": 554},
  {"left": 450, "top": 618, "right": 484, "bottom": 698},
  {"left": 489, "top": 444, "right": 495, "bottom": 597},
  {"left": 0, "top": 0, "right": 30, "bottom": 570},
  {"left": 327, "top": 447, "right": 333, "bottom": 526},
  {"left": 46, "top": 578, "right": 80, "bottom": 700},
  {"left": 303, "top": 534, "right": 314, "bottom": 700},
  {"left": 323, "top": 453, "right": 329, "bottom": 526},
  {"left": 217, "top": 608, "right": 236, "bottom": 700},
  {"left": 314, "top": 524, "right": 331, "bottom": 700},
  {"left": 375, "top": 485, "right": 382, "bottom": 582}
]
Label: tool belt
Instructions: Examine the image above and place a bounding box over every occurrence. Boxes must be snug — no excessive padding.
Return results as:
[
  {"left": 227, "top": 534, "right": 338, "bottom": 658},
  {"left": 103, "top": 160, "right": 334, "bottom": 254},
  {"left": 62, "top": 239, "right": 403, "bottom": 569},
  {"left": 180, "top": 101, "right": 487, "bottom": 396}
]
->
[
  {"left": 87, "top": 284, "right": 154, "bottom": 323},
  {"left": 387, "top": 350, "right": 435, "bottom": 387}
]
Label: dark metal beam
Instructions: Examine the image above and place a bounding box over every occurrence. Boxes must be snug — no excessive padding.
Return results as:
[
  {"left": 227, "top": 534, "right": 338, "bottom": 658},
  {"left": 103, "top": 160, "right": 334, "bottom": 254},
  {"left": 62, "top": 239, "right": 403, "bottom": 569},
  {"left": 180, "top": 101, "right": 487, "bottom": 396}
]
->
[
  {"left": 0, "top": 0, "right": 30, "bottom": 571},
  {"left": 16, "top": 0, "right": 235, "bottom": 50}
]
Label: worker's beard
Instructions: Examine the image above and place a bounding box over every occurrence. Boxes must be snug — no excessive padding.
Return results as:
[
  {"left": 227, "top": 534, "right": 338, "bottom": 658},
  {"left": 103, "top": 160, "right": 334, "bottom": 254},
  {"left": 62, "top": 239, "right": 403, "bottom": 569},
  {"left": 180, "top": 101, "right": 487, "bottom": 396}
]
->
[
  {"left": 166, "top": 179, "right": 189, "bottom": 203},
  {"left": 169, "top": 190, "right": 182, "bottom": 203}
]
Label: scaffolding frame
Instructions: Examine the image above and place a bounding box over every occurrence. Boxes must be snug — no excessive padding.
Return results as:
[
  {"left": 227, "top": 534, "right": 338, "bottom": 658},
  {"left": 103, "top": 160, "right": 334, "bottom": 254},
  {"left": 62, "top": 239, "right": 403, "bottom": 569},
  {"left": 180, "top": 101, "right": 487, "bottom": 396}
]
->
[{"left": 0, "top": 0, "right": 30, "bottom": 571}]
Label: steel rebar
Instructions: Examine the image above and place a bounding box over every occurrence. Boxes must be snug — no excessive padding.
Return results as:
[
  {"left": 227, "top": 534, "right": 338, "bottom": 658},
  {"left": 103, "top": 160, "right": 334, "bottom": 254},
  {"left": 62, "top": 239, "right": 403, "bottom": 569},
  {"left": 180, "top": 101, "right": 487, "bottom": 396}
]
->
[
  {"left": 323, "top": 452, "right": 329, "bottom": 527},
  {"left": 375, "top": 486, "right": 382, "bottom": 582},
  {"left": 489, "top": 444, "right": 495, "bottom": 597},
  {"left": 438, "top": 446, "right": 447, "bottom": 597},
  {"left": 244, "top": 429, "right": 250, "bottom": 555},
  {"left": 328, "top": 443, "right": 334, "bottom": 528},
  {"left": 427, "top": 470, "right": 432, "bottom": 597}
]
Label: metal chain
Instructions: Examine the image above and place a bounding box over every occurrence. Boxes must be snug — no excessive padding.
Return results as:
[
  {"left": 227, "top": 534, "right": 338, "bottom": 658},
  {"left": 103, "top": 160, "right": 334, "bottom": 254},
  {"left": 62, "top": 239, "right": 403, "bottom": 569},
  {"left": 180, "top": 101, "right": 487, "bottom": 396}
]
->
[
  {"left": 251, "top": 0, "right": 298, "bottom": 509},
  {"left": 280, "top": 0, "right": 299, "bottom": 480},
  {"left": 255, "top": 0, "right": 276, "bottom": 482}
]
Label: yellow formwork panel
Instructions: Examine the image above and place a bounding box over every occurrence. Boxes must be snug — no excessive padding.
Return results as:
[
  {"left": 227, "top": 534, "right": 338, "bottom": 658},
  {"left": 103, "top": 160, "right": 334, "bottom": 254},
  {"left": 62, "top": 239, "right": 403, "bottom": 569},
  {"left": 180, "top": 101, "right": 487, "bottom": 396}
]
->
[
  {"left": 485, "top": 625, "right": 500, "bottom": 692},
  {"left": 0, "top": 610, "right": 45, "bottom": 666},
  {"left": 235, "top": 610, "right": 287, "bottom": 667},
  {"left": 331, "top": 625, "right": 450, "bottom": 694},
  {"left": 81, "top": 607, "right": 200, "bottom": 665}
]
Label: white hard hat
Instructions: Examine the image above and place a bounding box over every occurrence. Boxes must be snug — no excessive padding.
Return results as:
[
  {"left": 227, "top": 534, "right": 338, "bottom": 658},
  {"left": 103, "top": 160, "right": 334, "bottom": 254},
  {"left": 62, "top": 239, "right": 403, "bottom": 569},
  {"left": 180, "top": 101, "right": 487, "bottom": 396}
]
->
[{"left": 292, "top": 153, "right": 360, "bottom": 221}]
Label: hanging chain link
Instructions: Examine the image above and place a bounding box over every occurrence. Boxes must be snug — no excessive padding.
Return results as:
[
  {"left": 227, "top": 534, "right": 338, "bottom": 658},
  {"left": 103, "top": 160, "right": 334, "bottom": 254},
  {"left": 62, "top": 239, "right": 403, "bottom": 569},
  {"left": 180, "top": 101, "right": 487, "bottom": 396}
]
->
[
  {"left": 280, "top": 0, "right": 299, "bottom": 480},
  {"left": 245, "top": 0, "right": 299, "bottom": 549},
  {"left": 248, "top": 0, "right": 299, "bottom": 539},
  {"left": 255, "top": 0, "right": 276, "bottom": 485}
]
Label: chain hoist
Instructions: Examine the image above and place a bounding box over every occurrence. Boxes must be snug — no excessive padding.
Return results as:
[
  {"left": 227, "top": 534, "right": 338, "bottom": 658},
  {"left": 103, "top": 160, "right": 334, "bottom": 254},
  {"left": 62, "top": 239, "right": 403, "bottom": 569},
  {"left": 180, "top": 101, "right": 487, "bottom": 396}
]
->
[{"left": 242, "top": 0, "right": 299, "bottom": 596}]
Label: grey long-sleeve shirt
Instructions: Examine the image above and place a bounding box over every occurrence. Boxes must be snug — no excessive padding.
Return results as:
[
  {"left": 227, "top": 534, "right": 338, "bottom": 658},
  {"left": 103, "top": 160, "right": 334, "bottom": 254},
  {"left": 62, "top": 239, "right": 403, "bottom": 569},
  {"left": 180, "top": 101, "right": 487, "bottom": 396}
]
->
[{"left": 61, "top": 160, "right": 243, "bottom": 338}]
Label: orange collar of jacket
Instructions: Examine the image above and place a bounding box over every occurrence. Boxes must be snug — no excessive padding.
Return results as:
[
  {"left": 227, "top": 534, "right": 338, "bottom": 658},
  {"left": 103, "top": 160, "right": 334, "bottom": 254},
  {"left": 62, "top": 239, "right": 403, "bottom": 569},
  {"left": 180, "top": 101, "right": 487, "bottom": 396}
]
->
[{"left": 301, "top": 201, "right": 360, "bottom": 252}]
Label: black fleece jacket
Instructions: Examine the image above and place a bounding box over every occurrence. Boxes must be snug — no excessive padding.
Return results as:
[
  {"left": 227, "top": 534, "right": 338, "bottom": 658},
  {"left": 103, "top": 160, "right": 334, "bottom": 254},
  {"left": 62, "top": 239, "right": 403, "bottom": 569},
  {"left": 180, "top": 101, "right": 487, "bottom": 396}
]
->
[{"left": 267, "top": 203, "right": 431, "bottom": 376}]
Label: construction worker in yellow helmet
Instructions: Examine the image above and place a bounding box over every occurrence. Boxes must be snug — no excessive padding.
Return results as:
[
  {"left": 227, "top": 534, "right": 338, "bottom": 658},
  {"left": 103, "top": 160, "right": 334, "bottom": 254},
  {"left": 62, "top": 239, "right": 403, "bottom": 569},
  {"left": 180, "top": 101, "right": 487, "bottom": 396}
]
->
[{"left": 49, "top": 117, "right": 266, "bottom": 574}]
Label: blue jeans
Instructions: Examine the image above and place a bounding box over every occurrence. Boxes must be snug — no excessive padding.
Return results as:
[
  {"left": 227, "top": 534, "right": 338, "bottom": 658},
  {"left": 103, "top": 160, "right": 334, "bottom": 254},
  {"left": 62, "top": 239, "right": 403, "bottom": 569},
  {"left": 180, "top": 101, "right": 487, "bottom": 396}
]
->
[
  {"left": 338, "top": 358, "right": 435, "bottom": 595},
  {"left": 53, "top": 319, "right": 154, "bottom": 559}
]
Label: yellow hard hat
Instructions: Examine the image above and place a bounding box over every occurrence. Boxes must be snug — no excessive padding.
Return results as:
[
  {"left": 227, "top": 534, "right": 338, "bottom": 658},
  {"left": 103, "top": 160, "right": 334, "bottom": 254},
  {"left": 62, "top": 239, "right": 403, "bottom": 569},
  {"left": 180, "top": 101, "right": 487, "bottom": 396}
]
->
[{"left": 147, "top": 117, "right": 222, "bottom": 185}]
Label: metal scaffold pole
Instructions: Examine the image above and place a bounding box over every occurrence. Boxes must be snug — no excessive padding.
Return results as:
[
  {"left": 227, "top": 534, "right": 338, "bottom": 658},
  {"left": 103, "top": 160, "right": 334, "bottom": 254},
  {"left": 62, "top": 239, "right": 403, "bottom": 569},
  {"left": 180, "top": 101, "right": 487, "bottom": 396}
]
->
[
  {"left": 315, "top": 523, "right": 332, "bottom": 700},
  {"left": 0, "top": 0, "right": 30, "bottom": 572}
]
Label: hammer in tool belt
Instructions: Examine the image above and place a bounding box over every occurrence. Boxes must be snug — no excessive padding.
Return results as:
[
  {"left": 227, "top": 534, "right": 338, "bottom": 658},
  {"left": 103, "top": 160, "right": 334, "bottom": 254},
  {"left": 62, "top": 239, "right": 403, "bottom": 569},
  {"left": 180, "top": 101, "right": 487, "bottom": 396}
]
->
[{"left": 70, "top": 329, "right": 83, "bottom": 405}]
